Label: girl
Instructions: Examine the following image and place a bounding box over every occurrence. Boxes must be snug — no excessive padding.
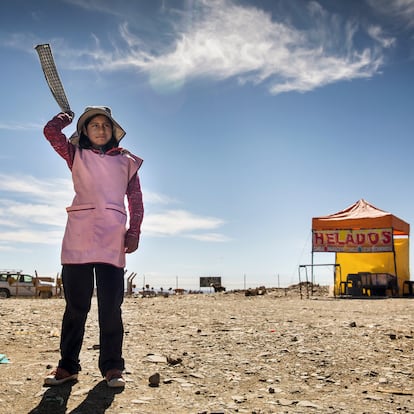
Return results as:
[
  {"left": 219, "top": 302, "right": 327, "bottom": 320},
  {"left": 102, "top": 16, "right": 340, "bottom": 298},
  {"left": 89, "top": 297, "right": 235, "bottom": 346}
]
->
[{"left": 42, "top": 106, "right": 143, "bottom": 388}]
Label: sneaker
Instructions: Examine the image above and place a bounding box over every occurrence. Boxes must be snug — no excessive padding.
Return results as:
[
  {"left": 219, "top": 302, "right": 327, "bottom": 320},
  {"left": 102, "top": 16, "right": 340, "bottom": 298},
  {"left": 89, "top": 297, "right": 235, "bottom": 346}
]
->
[
  {"left": 44, "top": 367, "right": 78, "bottom": 386},
  {"left": 105, "top": 369, "right": 125, "bottom": 388}
]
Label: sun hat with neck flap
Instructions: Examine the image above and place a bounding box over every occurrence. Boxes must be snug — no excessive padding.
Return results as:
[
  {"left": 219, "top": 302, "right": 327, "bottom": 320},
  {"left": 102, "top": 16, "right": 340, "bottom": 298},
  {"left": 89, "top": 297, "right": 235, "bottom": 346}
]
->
[{"left": 70, "top": 106, "right": 126, "bottom": 145}]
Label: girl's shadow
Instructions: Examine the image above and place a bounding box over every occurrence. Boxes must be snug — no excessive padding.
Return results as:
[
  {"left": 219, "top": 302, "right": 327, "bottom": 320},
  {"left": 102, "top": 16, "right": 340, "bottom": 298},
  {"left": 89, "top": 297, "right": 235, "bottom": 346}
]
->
[
  {"left": 28, "top": 380, "right": 123, "bottom": 414},
  {"left": 28, "top": 381, "right": 74, "bottom": 414}
]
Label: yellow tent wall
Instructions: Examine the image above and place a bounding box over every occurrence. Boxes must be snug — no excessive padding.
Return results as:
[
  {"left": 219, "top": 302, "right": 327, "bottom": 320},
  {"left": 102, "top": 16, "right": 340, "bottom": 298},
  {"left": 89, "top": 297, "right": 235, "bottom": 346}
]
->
[{"left": 335, "top": 237, "right": 409, "bottom": 296}]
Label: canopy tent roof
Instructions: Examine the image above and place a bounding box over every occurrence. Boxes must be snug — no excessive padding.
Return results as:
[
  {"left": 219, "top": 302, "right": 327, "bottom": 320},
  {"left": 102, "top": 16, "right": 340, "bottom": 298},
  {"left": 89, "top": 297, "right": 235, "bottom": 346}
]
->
[{"left": 312, "top": 199, "right": 410, "bottom": 235}]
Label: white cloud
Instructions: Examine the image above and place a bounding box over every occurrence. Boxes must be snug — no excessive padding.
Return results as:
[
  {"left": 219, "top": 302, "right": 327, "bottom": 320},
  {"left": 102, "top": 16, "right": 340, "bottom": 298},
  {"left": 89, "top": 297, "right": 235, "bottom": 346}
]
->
[
  {"left": 0, "top": 201, "right": 65, "bottom": 227},
  {"left": 143, "top": 190, "right": 177, "bottom": 205},
  {"left": 0, "top": 174, "right": 72, "bottom": 244},
  {"left": 0, "top": 229, "right": 63, "bottom": 245},
  {"left": 186, "top": 232, "right": 231, "bottom": 242},
  {"left": 367, "top": 25, "right": 396, "bottom": 48},
  {"left": 142, "top": 209, "right": 225, "bottom": 238},
  {"left": 62, "top": 0, "right": 130, "bottom": 18},
  {"left": 0, "top": 122, "right": 44, "bottom": 131},
  {"left": 0, "top": 174, "right": 73, "bottom": 205},
  {"left": 367, "top": 0, "right": 414, "bottom": 28},
  {"left": 114, "top": 0, "right": 391, "bottom": 94}
]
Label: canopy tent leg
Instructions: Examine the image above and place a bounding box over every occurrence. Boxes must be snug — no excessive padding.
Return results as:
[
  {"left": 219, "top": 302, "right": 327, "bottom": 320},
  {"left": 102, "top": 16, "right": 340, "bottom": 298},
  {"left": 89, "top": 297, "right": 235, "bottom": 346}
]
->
[{"left": 393, "top": 245, "right": 398, "bottom": 296}]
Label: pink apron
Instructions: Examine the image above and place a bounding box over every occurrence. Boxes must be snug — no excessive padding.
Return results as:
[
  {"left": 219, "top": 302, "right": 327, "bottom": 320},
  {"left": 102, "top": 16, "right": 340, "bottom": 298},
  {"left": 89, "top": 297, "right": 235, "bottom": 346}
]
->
[{"left": 61, "top": 148, "right": 142, "bottom": 268}]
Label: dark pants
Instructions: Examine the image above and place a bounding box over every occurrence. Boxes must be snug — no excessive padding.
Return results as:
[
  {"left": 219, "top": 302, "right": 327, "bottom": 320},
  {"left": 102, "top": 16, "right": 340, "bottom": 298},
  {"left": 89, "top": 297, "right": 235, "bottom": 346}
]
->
[{"left": 58, "top": 263, "right": 125, "bottom": 376}]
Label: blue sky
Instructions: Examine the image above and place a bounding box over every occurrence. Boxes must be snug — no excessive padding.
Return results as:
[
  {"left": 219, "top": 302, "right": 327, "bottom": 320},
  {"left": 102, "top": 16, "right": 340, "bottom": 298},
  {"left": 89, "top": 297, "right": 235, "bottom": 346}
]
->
[{"left": 1, "top": 0, "right": 414, "bottom": 290}]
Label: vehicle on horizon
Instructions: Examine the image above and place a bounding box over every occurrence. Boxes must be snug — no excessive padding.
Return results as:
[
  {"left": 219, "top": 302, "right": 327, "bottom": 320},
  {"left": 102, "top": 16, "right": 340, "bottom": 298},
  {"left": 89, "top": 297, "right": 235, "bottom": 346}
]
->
[{"left": 0, "top": 270, "right": 55, "bottom": 298}]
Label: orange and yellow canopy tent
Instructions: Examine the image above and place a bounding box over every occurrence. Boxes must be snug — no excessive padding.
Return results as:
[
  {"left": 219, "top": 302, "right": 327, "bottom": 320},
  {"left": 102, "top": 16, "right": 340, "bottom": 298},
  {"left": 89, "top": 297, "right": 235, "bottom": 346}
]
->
[{"left": 312, "top": 199, "right": 410, "bottom": 296}]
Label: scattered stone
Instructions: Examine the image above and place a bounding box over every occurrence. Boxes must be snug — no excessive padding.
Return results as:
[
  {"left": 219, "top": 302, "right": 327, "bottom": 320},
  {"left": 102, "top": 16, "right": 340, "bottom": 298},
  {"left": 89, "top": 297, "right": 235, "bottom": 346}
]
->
[
  {"left": 167, "top": 356, "right": 183, "bottom": 365},
  {"left": 72, "top": 388, "right": 90, "bottom": 396},
  {"left": 297, "top": 400, "right": 321, "bottom": 409},
  {"left": 268, "top": 387, "right": 282, "bottom": 394},
  {"left": 144, "top": 354, "right": 168, "bottom": 363},
  {"left": 377, "top": 388, "right": 414, "bottom": 396},
  {"left": 148, "top": 372, "right": 160, "bottom": 387},
  {"left": 232, "top": 395, "right": 246, "bottom": 403},
  {"left": 131, "top": 399, "right": 151, "bottom": 404},
  {"left": 189, "top": 372, "right": 205, "bottom": 379},
  {"left": 364, "top": 394, "right": 383, "bottom": 401},
  {"left": 277, "top": 398, "right": 296, "bottom": 406}
]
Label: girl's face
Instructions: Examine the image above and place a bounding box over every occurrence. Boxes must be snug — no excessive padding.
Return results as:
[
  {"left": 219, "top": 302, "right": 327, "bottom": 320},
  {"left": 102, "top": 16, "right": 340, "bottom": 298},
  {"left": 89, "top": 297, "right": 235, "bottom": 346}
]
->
[{"left": 84, "top": 115, "right": 113, "bottom": 147}]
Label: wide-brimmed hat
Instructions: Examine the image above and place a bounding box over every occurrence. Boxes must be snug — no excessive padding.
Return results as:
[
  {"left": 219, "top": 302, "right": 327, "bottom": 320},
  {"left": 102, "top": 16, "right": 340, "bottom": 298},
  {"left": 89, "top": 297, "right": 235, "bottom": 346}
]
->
[{"left": 70, "top": 106, "right": 126, "bottom": 145}]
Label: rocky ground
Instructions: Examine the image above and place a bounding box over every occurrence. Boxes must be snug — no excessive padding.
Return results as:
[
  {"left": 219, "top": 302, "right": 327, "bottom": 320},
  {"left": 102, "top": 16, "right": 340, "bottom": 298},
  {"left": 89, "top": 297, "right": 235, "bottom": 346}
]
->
[{"left": 0, "top": 286, "right": 413, "bottom": 414}]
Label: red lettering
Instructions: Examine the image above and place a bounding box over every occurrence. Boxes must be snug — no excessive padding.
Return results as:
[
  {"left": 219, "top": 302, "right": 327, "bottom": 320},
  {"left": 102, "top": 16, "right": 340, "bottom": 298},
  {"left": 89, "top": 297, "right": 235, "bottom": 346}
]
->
[
  {"left": 313, "top": 232, "right": 324, "bottom": 245},
  {"left": 345, "top": 233, "right": 355, "bottom": 244},
  {"left": 382, "top": 231, "right": 392, "bottom": 245},
  {"left": 314, "top": 229, "right": 393, "bottom": 250},
  {"left": 327, "top": 233, "right": 336, "bottom": 244},
  {"left": 368, "top": 232, "right": 379, "bottom": 244},
  {"left": 356, "top": 233, "right": 365, "bottom": 244},
  {"left": 334, "top": 233, "right": 345, "bottom": 245}
]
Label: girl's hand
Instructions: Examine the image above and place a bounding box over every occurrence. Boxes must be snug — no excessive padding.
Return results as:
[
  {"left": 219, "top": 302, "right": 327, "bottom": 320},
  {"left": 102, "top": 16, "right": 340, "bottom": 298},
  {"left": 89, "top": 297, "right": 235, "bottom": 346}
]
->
[
  {"left": 124, "top": 233, "right": 139, "bottom": 253},
  {"left": 57, "top": 111, "right": 74, "bottom": 123},
  {"left": 65, "top": 111, "right": 75, "bottom": 121}
]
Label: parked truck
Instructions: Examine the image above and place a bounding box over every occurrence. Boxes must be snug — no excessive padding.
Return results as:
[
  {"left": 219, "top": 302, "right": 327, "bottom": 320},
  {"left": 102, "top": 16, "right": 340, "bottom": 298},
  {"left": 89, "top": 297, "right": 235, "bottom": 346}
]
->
[{"left": 0, "top": 269, "right": 55, "bottom": 298}]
